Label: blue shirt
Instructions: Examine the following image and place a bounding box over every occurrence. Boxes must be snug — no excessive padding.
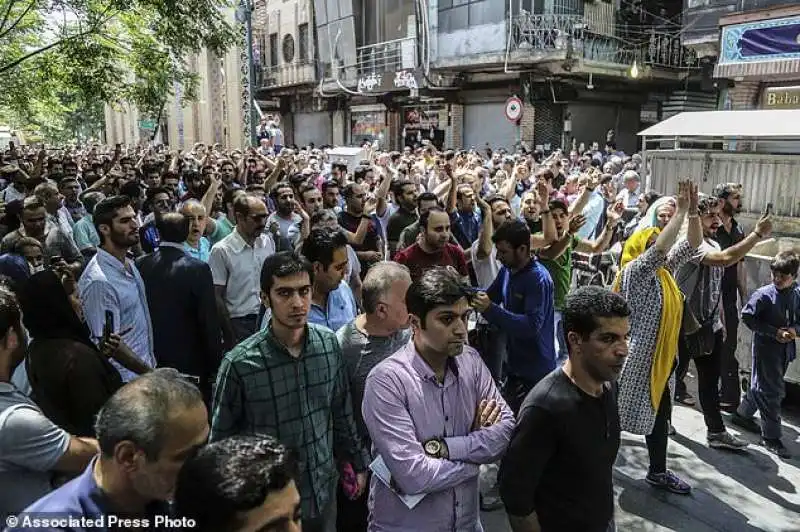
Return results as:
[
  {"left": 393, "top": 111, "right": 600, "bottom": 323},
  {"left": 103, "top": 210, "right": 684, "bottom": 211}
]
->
[
  {"left": 484, "top": 259, "right": 556, "bottom": 384},
  {"left": 578, "top": 190, "right": 606, "bottom": 240},
  {"left": 183, "top": 237, "right": 211, "bottom": 262},
  {"left": 742, "top": 283, "right": 800, "bottom": 363},
  {"left": 260, "top": 281, "right": 357, "bottom": 333},
  {"left": 72, "top": 214, "right": 100, "bottom": 251},
  {"left": 450, "top": 209, "right": 482, "bottom": 249},
  {"left": 78, "top": 249, "right": 155, "bottom": 382},
  {"left": 11, "top": 458, "right": 172, "bottom": 531}
]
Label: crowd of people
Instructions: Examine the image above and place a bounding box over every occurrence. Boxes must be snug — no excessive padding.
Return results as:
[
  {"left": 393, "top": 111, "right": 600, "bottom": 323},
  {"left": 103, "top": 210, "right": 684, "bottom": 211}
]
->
[{"left": 0, "top": 133, "right": 795, "bottom": 532}]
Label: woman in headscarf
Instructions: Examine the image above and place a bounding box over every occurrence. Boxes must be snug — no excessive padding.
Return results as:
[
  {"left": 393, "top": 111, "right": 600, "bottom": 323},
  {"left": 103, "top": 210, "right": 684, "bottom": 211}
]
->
[
  {"left": 637, "top": 195, "right": 676, "bottom": 232},
  {"left": 614, "top": 181, "right": 702, "bottom": 495},
  {"left": 18, "top": 269, "right": 124, "bottom": 436}
]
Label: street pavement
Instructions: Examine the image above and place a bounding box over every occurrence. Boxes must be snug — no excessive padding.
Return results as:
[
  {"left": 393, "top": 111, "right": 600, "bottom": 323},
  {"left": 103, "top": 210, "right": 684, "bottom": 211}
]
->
[{"left": 480, "top": 379, "right": 800, "bottom": 532}]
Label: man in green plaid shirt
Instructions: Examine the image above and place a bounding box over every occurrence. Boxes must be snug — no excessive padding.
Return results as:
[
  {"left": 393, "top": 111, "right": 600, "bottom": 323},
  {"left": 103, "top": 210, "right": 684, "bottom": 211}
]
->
[{"left": 210, "top": 251, "right": 369, "bottom": 532}]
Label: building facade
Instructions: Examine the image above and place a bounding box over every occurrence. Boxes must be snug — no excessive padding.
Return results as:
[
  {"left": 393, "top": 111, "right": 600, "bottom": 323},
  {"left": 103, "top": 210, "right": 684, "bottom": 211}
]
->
[
  {"left": 247, "top": 0, "right": 707, "bottom": 153},
  {"left": 105, "top": 9, "right": 248, "bottom": 150}
]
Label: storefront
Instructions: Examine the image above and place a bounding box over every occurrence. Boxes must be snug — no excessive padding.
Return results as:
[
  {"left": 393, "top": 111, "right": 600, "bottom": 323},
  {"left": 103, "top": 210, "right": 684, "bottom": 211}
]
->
[
  {"left": 349, "top": 105, "right": 388, "bottom": 147},
  {"left": 401, "top": 104, "right": 447, "bottom": 149}
]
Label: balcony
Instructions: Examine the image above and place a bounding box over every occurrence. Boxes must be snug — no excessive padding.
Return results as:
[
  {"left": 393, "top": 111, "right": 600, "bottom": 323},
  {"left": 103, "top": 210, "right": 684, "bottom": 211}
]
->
[
  {"left": 255, "top": 61, "right": 316, "bottom": 90},
  {"left": 357, "top": 37, "right": 417, "bottom": 76},
  {"left": 509, "top": 12, "right": 699, "bottom": 73}
]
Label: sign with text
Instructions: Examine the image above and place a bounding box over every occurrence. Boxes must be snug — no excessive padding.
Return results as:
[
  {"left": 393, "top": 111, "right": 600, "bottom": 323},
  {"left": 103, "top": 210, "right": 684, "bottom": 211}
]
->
[
  {"left": 762, "top": 86, "right": 800, "bottom": 110},
  {"left": 356, "top": 69, "right": 420, "bottom": 94}
]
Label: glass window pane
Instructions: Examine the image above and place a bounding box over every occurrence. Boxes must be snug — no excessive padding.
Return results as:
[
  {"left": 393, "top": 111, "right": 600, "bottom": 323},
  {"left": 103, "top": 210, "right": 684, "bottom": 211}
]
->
[
  {"left": 313, "top": 0, "right": 327, "bottom": 25},
  {"left": 449, "top": 5, "right": 469, "bottom": 30},
  {"left": 439, "top": 0, "right": 452, "bottom": 8},
  {"left": 327, "top": 0, "right": 339, "bottom": 21},
  {"left": 453, "top": 0, "right": 469, "bottom": 6}
]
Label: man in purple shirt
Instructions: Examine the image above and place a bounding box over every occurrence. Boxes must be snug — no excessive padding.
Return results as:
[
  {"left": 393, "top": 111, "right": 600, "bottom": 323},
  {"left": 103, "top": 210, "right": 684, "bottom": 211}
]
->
[{"left": 362, "top": 267, "right": 514, "bottom": 531}]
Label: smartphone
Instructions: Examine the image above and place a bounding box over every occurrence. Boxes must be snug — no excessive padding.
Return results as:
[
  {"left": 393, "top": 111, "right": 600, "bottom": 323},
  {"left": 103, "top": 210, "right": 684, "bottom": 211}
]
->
[
  {"left": 102, "top": 310, "right": 114, "bottom": 344},
  {"left": 765, "top": 202, "right": 774, "bottom": 216}
]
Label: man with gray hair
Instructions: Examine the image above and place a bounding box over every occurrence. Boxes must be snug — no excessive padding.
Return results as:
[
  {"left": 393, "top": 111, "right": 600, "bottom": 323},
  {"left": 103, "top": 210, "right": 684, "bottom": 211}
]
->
[
  {"left": 616, "top": 170, "right": 641, "bottom": 210},
  {"left": 335, "top": 261, "right": 412, "bottom": 531},
  {"left": 15, "top": 368, "right": 210, "bottom": 526}
]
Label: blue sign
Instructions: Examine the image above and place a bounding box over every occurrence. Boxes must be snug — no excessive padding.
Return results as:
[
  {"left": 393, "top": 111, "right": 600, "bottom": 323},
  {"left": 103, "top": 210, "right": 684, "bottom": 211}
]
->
[{"left": 720, "top": 15, "right": 800, "bottom": 64}]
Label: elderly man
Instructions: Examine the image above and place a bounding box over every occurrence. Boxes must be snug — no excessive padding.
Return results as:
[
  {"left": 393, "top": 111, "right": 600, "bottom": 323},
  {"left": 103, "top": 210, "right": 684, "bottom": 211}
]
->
[
  {"left": 14, "top": 369, "right": 209, "bottom": 529},
  {"left": 336, "top": 261, "right": 412, "bottom": 531},
  {"left": 615, "top": 170, "right": 641, "bottom": 210}
]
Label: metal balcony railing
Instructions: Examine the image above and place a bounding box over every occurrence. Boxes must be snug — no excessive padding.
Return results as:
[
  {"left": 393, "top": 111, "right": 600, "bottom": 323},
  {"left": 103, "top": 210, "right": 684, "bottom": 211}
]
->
[
  {"left": 357, "top": 37, "right": 417, "bottom": 76},
  {"left": 510, "top": 12, "right": 699, "bottom": 70},
  {"left": 255, "top": 61, "right": 316, "bottom": 89}
]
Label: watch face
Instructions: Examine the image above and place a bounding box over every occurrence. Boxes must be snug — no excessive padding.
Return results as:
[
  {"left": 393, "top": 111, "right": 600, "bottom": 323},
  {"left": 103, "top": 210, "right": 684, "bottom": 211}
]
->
[{"left": 424, "top": 439, "right": 441, "bottom": 456}]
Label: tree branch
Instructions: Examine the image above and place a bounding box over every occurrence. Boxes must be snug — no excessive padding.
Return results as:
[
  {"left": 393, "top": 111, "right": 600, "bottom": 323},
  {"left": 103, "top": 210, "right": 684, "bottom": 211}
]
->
[
  {"left": 0, "top": 8, "right": 118, "bottom": 73},
  {"left": 0, "top": 0, "right": 19, "bottom": 35}
]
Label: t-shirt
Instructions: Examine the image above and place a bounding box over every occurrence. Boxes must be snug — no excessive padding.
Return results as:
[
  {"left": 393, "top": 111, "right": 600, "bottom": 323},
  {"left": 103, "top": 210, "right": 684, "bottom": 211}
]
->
[
  {"left": 338, "top": 211, "right": 381, "bottom": 274},
  {"left": 394, "top": 242, "right": 468, "bottom": 283},
  {"left": 336, "top": 323, "right": 411, "bottom": 444},
  {"left": 673, "top": 239, "right": 723, "bottom": 332},
  {"left": 0, "top": 382, "right": 70, "bottom": 520},
  {"left": 538, "top": 234, "right": 581, "bottom": 311},
  {"left": 498, "top": 369, "right": 619, "bottom": 532},
  {"left": 714, "top": 219, "right": 745, "bottom": 296},
  {"left": 386, "top": 208, "right": 418, "bottom": 256}
]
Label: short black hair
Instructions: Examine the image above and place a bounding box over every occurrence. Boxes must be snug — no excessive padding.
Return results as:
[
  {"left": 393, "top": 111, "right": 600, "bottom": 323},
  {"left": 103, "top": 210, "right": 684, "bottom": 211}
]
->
[
  {"left": 353, "top": 165, "right": 370, "bottom": 182},
  {"left": 321, "top": 180, "right": 339, "bottom": 193},
  {"left": 417, "top": 191, "right": 438, "bottom": 208},
  {"left": 549, "top": 199, "right": 568, "bottom": 213},
  {"left": 174, "top": 435, "right": 298, "bottom": 532},
  {"left": 223, "top": 187, "right": 243, "bottom": 208},
  {"left": 342, "top": 182, "right": 361, "bottom": 200},
  {"left": 80, "top": 191, "right": 105, "bottom": 214},
  {"left": 485, "top": 194, "right": 509, "bottom": 210},
  {"left": 119, "top": 181, "right": 143, "bottom": 201},
  {"left": 146, "top": 186, "right": 170, "bottom": 204},
  {"left": 299, "top": 183, "right": 319, "bottom": 202},
  {"left": 771, "top": 251, "right": 800, "bottom": 277},
  {"left": 93, "top": 196, "right": 132, "bottom": 244},
  {"left": 391, "top": 180, "right": 415, "bottom": 197},
  {"left": 406, "top": 266, "right": 471, "bottom": 327},
  {"left": 301, "top": 228, "right": 347, "bottom": 269},
  {"left": 260, "top": 251, "right": 314, "bottom": 294},
  {"left": 492, "top": 219, "right": 530, "bottom": 250},
  {"left": 419, "top": 206, "right": 447, "bottom": 230},
  {"left": 156, "top": 213, "right": 190, "bottom": 244},
  {"left": 270, "top": 181, "right": 293, "bottom": 201},
  {"left": 563, "top": 286, "right": 630, "bottom": 349}
]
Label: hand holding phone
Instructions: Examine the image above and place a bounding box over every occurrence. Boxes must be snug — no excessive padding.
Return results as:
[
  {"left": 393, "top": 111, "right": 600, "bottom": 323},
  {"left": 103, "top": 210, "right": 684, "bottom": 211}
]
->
[
  {"left": 102, "top": 310, "right": 114, "bottom": 345},
  {"left": 764, "top": 202, "right": 774, "bottom": 216}
]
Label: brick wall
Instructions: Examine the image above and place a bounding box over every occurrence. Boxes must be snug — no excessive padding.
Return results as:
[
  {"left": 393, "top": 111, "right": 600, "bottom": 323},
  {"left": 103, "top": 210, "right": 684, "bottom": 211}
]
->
[
  {"left": 519, "top": 104, "right": 535, "bottom": 150},
  {"left": 728, "top": 81, "right": 761, "bottom": 110}
]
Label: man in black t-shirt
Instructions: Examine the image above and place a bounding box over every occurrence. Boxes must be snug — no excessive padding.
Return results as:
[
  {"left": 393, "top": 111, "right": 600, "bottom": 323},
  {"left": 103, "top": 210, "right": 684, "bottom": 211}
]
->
[{"left": 499, "top": 286, "right": 630, "bottom": 532}]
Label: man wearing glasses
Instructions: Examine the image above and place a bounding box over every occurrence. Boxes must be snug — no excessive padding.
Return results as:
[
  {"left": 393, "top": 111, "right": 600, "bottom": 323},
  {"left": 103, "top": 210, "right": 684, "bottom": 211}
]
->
[{"left": 209, "top": 194, "right": 276, "bottom": 347}]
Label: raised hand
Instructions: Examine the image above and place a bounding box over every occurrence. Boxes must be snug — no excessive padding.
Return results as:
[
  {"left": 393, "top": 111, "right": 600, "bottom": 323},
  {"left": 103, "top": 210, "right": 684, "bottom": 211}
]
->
[{"left": 569, "top": 214, "right": 587, "bottom": 235}]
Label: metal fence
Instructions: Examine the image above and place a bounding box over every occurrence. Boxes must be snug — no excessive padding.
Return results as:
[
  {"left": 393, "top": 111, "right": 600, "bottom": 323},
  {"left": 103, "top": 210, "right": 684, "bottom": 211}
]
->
[
  {"left": 510, "top": 12, "right": 698, "bottom": 69},
  {"left": 356, "top": 37, "right": 417, "bottom": 76}
]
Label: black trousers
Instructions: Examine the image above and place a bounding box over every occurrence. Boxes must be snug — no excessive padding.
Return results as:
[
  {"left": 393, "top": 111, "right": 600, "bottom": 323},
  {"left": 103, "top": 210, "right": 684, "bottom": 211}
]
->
[
  {"left": 720, "top": 293, "right": 741, "bottom": 405},
  {"left": 676, "top": 331, "right": 726, "bottom": 433},
  {"left": 645, "top": 387, "right": 672, "bottom": 474}
]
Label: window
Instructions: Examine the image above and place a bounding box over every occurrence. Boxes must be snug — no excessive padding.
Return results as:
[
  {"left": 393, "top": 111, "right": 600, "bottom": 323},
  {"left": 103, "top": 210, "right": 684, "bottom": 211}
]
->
[
  {"left": 439, "top": 0, "right": 505, "bottom": 32},
  {"left": 269, "top": 33, "right": 278, "bottom": 67},
  {"left": 282, "top": 34, "right": 295, "bottom": 63},
  {"left": 299, "top": 23, "right": 309, "bottom": 62}
]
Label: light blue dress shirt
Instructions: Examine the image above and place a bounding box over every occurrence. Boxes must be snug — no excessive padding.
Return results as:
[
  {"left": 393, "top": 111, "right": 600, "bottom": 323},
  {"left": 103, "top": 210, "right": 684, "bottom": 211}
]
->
[
  {"left": 260, "top": 281, "right": 358, "bottom": 333},
  {"left": 183, "top": 237, "right": 211, "bottom": 262},
  {"left": 78, "top": 248, "right": 155, "bottom": 382},
  {"left": 73, "top": 214, "right": 100, "bottom": 251}
]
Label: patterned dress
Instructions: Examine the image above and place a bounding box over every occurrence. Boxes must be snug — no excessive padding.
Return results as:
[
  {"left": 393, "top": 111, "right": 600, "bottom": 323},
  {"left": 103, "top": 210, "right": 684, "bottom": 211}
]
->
[{"left": 617, "top": 241, "right": 693, "bottom": 435}]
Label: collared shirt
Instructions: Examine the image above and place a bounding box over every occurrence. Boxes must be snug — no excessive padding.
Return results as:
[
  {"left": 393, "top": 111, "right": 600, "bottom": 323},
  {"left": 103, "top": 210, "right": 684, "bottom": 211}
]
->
[
  {"left": 73, "top": 214, "right": 100, "bottom": 251},
  {"left": 0, "top": 224, "right": 82, "bottom": 266},
  {"left": 183, "top": 237, "right": 211, "bottom": 262},
  {"left": 362, "top": 341, "right": 514, "bottom": 532},
  {"left": 53, "top": 207, "right": 75, "bottom": 236},
  {"left": 484, "top": 259, "right": 556, "bottom": 384},
  {"left": 310, "top": 281, "right": 358, "bottom": 333},
  {"left": 63, "top": 200, "right": 87, "bottom": 224},
  {"left": 450, "top": 208, "right": 482, "bottom": 249},
  {"left": 1, "top": 184, "right": 25, "bottom": 203},
  {"left": 78, "top": 248, "right": 155, "bottom": 382},
  {"left": 210, "top": 322, "right": 368, "bottom": 520},
  {"left": 13, "top": 458, "right": 172, "bottom": 531},
  {"left": 208, "top": 229, "right": 276, "bottom": 318}
]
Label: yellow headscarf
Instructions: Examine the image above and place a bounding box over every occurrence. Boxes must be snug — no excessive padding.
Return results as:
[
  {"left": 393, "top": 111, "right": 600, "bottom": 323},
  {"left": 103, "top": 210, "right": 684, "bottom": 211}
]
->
[{"left": 613, "top": 228, "right": 683, "bottom": 411}]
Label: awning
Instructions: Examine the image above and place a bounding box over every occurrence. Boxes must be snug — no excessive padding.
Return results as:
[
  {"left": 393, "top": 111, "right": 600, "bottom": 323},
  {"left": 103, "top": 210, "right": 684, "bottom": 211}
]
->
[{"left": 638, "top": 110, "right": 800, "bottom": 139}]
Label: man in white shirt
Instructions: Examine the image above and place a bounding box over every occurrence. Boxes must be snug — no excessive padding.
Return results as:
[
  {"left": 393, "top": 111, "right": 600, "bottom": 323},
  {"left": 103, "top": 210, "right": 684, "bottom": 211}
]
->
[
  {"left": 209, "top": 194, "right": 276, "bottom": 347},
  {"left": 615, "top": 170, "right": 641, "bottom": 210}
]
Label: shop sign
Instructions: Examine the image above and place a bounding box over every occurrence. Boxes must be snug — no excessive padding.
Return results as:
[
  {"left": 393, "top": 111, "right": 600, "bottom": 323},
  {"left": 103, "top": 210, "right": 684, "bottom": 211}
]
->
[
  {"left": 356, "top": 69, "right": 420, "bottom": 94},
  {"left": 763, "top": 86, "right": 800, "bottom": 110}
]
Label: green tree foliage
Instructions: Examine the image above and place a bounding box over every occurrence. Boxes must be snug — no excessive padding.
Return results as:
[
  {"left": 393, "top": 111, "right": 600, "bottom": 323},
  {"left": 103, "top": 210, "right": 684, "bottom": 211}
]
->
[{"left": 0, "top": 0, "right": 238, "bottom": 137}]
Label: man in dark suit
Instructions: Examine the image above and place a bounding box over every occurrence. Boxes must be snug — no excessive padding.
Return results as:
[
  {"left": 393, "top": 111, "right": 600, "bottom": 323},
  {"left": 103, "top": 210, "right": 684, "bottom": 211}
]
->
[{"left": 136, "top": 212, "right": 222, "bottom": 405}]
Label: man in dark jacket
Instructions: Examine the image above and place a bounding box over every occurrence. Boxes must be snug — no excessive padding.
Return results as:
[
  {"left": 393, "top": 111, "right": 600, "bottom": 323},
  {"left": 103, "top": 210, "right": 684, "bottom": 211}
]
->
[{"left": 136, "top": 212, "right": 222, "bottom": 405}]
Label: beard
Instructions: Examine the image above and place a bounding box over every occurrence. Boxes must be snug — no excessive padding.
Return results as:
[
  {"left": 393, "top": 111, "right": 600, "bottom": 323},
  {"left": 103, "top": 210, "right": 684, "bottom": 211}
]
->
[{"left": 723, "top": 201, "right": 740, "bottom": 216}]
